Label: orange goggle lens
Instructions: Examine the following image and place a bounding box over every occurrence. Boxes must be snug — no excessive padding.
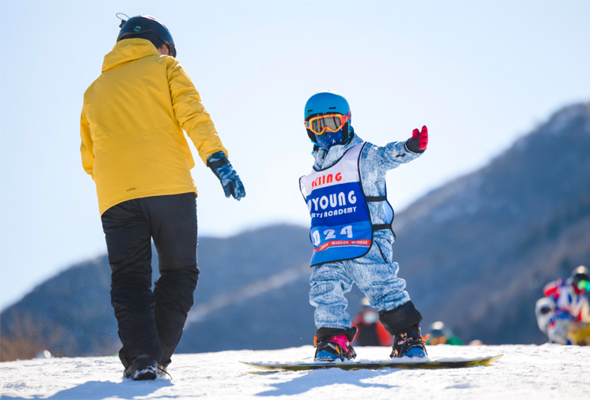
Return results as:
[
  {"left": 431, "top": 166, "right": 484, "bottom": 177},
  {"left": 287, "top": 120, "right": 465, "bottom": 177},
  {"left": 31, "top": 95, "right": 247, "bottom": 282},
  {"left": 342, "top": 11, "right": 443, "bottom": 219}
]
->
[{"left": 305, "top": 114, "right": 349, "bottom": 135}]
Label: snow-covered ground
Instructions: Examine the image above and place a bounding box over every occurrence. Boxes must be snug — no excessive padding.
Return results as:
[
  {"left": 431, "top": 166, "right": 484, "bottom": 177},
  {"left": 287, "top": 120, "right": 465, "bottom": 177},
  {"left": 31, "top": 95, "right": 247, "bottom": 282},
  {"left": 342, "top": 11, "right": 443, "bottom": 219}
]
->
[{"left": 1, "top": 344, "right": 588, "bottom": 400}]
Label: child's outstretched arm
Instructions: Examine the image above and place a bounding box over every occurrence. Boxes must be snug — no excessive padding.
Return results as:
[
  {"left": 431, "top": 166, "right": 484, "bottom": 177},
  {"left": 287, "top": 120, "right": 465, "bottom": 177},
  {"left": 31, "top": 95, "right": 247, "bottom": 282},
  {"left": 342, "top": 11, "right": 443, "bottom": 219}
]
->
[{"left": 367, "top": 125, "right": 428, "bottom": 171}]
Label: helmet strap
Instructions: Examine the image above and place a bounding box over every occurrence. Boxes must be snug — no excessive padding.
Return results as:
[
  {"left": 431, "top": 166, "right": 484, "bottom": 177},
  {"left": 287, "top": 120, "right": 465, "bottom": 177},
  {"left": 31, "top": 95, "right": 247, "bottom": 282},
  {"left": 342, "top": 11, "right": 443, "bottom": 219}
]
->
[
  {"left": 307, "top": 128, "right": 318, "bottom": 144},
  {"left": 342, "top": 124, "right": 354, "bottom": 145}
]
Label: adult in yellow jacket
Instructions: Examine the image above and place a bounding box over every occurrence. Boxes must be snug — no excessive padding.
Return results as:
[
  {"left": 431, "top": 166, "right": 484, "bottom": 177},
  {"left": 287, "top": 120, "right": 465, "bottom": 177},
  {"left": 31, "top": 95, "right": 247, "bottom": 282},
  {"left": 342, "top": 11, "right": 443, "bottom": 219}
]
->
[{"left": 80, "top": 15, "right": 245, "bottom": 380}]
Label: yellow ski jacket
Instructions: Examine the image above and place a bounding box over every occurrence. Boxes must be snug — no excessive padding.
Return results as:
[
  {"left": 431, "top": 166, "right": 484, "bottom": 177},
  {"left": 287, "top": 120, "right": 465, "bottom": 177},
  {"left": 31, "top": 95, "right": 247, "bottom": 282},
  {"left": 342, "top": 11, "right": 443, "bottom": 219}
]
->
[{"left": 80, "top": 39, "right": 227, "bottom": 215}]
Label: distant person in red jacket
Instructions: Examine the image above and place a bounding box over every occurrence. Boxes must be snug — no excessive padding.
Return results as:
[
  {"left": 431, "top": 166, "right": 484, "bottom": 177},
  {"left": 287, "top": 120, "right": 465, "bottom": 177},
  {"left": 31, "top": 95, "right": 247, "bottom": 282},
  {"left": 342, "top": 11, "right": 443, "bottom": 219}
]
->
[
  {"left": 352, "top": 298, "right": 392, "bottom": 346},
  {"left": 535, "top": 266, "right": 590, "bottom": 345}
]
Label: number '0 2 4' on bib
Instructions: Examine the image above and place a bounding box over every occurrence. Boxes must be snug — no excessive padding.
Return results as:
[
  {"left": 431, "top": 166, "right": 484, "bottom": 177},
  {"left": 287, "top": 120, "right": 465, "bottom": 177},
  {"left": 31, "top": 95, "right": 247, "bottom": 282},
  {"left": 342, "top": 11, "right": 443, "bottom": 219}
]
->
[{"left": 300, "top": 143, "right": 388, "bottom": 266}]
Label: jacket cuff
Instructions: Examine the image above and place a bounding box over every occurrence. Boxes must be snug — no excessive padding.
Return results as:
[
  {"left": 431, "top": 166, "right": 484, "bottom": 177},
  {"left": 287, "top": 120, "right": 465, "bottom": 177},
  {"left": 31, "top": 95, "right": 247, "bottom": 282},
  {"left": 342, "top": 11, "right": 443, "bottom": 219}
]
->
[
  {"left": 404, "top": 138, "right": 425, "bottom": 154},
  {"left": 206, "top": 151, "right": 229, "bottom": 169}
]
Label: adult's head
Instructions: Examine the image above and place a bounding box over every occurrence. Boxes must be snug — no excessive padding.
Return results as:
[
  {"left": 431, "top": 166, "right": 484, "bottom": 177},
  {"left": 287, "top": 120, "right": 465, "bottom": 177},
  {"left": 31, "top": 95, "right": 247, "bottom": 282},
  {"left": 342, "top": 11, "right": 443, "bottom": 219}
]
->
[
  {"left": 117, "top": 15, "right": 177, "bottom": 58},
  {"left": 304, "top": 91, "right": 353, "bottom": 150}
]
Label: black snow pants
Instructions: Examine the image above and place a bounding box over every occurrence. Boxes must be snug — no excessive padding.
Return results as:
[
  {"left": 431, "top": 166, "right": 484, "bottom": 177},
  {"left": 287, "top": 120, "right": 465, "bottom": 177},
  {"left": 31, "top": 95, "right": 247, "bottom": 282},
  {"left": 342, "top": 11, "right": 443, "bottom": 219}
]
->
[{"left": 101, "top": 193, "right": 199, "bottom": 368}]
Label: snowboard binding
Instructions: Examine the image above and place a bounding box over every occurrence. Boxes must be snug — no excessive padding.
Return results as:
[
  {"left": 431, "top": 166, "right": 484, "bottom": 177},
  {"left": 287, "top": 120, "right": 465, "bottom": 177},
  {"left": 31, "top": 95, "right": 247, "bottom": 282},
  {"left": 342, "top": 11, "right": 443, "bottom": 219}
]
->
[
  {"left": 314, "top": 334, "right": 357, "bottom": 362},
  {"left": 391, "top": 330, "right": 429, "bottom": 358}
]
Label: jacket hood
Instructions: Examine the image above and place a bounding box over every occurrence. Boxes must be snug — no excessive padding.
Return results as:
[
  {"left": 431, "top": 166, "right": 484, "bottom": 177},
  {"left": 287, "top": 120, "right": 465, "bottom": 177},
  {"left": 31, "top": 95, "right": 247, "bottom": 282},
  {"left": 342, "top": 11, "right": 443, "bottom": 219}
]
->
[{"left": 102, "top": 39, "right": 161, "bottom": 72}]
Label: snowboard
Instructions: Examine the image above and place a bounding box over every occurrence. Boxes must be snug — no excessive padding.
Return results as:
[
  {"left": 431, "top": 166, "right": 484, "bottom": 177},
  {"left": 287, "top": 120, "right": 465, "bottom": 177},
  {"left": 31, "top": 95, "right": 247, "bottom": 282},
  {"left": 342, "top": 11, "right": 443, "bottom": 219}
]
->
[{"left": 241, "top": 354, "right": 503, "bottom": 371}]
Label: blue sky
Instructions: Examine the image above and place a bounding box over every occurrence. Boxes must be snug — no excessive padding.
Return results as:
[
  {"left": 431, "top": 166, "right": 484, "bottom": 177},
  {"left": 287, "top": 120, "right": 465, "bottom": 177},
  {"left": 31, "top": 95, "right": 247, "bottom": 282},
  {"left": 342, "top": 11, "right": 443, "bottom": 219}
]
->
[{"left": 1, "top": 0, "right": 589, "bottom": 310}]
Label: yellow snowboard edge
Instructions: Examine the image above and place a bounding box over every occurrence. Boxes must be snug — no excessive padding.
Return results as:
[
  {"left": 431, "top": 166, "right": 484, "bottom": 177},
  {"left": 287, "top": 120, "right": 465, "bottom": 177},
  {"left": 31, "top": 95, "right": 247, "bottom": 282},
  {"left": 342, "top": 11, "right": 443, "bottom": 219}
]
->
[{"left": 241, "top": 354, "right": 504, "bottom": 371}]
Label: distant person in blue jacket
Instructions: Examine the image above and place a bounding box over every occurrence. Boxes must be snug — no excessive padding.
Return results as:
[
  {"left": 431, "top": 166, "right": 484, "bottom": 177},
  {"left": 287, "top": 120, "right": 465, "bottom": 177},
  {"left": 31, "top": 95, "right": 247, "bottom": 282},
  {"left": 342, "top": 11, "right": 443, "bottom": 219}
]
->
[{"left": 299, "top": 91, "right": 429, "bottom": 361}]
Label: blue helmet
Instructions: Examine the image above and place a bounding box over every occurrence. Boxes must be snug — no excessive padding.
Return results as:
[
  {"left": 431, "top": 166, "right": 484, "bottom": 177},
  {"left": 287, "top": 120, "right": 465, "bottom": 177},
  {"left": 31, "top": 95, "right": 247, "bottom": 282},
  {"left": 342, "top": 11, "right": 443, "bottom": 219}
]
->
[
  {"left": 304, "top": 91, "right": 353, "bottom": 150},
  {"left": 117, "top": 15, "right": 177, "bottom": 57}
]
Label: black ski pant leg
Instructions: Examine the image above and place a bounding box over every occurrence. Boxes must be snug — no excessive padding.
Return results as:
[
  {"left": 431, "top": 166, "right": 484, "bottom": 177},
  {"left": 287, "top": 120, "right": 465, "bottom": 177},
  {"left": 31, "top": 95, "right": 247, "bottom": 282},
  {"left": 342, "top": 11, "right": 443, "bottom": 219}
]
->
[
  {"left": 146, "top": 193, "right": 199, "bottom": 367},
  {"left": 379, "top": 300, "right": 423, "bottom": 336},
  {"left": 101, "top": 200, "right": 163, "bottom": 368}
]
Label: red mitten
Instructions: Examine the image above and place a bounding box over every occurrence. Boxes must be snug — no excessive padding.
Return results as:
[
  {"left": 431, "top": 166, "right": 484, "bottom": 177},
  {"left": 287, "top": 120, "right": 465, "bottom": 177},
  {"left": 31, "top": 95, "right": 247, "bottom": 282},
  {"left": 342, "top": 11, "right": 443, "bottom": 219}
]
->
[{"left": 411, "top": 125, "right": 428, "bottom": 150}]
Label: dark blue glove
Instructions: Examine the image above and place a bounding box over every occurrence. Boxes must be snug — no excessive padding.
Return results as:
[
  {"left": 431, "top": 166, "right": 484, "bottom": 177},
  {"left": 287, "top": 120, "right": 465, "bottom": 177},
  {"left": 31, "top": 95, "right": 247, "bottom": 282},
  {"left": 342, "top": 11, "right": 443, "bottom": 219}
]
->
[{"left": 207, "top": 151, "right": 246, "bottom": 201}]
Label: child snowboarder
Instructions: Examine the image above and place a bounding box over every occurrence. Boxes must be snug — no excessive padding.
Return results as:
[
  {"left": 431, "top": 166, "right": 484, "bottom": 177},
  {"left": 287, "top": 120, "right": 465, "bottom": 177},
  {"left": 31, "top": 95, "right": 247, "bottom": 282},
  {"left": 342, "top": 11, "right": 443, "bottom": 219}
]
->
[{"left": 299, "top": 91, "right": 429, "bottom": 361}]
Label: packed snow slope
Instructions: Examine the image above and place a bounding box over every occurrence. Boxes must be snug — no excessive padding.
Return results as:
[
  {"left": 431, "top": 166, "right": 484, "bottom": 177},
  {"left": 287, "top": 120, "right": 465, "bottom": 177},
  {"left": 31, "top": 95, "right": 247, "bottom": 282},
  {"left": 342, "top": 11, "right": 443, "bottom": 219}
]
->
[{"left": 1, "top": 345, "right": 588, "bottom": 400}]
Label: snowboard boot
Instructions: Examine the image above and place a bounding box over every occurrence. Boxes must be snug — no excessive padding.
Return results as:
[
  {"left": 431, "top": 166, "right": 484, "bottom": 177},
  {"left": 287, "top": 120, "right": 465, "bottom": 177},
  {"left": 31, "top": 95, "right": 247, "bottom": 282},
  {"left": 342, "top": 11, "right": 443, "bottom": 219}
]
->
[
  {"left": 124, "top": 356, "right": 158, "bottom": 380},
  {"left": 390, "top": 327, "right": 429, "bottom": 358},
  {"left": 314, "top": 334, "right": 357, "bottom": 362}
]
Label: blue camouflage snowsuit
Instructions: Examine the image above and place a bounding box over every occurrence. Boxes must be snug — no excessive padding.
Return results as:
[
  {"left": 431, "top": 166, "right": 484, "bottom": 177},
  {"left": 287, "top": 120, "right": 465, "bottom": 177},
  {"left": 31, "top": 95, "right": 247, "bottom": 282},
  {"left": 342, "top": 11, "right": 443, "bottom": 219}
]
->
[{"left": 306, "top": 134, "right": 424, "bottom": 337}]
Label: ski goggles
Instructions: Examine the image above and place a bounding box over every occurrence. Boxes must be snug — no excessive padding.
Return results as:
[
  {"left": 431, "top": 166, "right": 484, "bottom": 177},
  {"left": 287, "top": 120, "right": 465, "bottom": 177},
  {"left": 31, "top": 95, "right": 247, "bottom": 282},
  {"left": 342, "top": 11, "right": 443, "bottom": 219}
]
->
[
  {"left": 578, "top": 279, "right": 589, "bottom": 291},
  {"left": 304, "top": 113, "right": 349, "bottom": 135}
]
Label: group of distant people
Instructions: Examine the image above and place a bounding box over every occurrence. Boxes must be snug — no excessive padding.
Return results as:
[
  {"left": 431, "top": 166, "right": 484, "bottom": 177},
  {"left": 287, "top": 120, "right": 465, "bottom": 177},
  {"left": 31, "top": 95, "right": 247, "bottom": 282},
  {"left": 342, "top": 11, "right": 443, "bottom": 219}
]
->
[
  {"left": 535, "top": 266, "right": 590, "bottom": 345},
  {"left": 352, "top": 298, "right": 466, "bottom": 347},
  {"left": 355, "top": 263, "right": 590, "bottom": 348}
]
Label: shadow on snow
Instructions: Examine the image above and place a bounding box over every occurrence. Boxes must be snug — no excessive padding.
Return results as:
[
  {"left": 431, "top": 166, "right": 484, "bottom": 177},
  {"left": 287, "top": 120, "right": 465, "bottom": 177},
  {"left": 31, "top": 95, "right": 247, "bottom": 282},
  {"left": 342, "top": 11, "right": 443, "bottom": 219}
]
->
[
  {"left": 6, "top": 379, "right": 174, "bottom": 400},
  {"left": 256, "top": 368, "right": 401, "bottom": 396}
]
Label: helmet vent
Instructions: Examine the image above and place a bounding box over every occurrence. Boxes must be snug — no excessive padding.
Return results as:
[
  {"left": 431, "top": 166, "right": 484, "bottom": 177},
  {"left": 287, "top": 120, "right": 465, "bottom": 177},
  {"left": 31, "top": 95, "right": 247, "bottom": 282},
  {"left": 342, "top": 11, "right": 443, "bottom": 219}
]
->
[{"left": 329, "top": 107, "right": 337, "bottom": 109}]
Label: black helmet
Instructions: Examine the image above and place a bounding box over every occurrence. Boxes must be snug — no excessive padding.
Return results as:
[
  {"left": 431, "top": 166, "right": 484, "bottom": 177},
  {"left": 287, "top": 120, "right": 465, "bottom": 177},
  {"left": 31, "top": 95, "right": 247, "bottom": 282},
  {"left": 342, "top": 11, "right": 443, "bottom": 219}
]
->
[
  {"left": 117, "top": 15, "right": 176, "bottom": 57},
  {"left": 572, "top": 266, "right": 589, "bottom": 284}
]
